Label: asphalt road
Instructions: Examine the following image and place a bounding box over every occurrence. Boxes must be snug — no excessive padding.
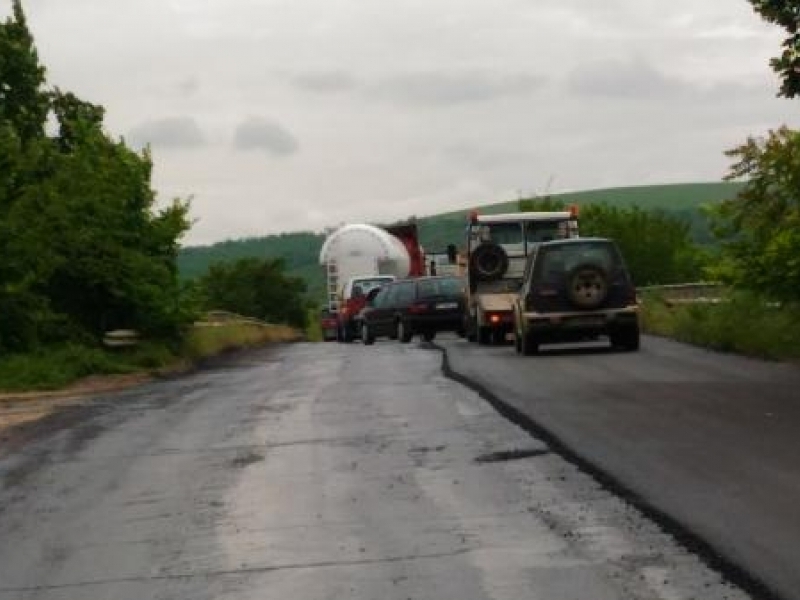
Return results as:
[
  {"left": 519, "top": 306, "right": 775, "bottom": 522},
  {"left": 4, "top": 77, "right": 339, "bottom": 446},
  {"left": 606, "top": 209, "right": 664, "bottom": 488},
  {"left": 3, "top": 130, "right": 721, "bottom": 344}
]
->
[
  {"left": 441, "top": 334, "right": 800, "bottom": 600},
  {"left": 0, "top": 343, "right": 747, "bottom": 600}
]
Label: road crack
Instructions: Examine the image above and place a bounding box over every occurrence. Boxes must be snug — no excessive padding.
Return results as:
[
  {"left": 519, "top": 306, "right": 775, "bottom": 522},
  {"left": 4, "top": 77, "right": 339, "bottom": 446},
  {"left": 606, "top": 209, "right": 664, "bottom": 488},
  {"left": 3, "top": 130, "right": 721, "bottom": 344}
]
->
[{"left": 0, "top": 547, "right": 473, "bottom": 592}]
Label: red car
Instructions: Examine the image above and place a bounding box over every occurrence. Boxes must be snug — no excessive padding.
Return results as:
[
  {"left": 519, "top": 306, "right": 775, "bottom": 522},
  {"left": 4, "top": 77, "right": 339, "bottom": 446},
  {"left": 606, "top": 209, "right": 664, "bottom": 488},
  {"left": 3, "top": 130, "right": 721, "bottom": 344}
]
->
[{"left": 319, "top": 308, "right": 338, "bottom": 341}]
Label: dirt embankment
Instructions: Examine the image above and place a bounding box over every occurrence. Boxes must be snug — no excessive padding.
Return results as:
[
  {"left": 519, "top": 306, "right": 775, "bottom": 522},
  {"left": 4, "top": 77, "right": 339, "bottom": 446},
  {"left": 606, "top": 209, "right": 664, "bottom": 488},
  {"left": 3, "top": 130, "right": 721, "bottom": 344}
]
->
[{"left": 0, "top": 373, "right": 153, "bottom": 432}]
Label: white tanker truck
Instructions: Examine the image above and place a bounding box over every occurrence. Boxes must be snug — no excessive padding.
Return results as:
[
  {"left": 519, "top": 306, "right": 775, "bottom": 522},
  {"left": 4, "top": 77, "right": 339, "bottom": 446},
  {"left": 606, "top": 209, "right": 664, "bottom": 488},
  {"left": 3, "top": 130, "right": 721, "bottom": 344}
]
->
[{"left": 319, "top": 222, "right": 425, "bottom": 342}]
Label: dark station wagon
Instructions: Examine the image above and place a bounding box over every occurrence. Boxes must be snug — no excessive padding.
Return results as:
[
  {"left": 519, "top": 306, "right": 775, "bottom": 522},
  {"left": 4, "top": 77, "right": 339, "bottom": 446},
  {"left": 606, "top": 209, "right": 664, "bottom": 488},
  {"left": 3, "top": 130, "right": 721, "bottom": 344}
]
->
[{"left": 359, "top": 276, "right": 466, "bottom": 344}]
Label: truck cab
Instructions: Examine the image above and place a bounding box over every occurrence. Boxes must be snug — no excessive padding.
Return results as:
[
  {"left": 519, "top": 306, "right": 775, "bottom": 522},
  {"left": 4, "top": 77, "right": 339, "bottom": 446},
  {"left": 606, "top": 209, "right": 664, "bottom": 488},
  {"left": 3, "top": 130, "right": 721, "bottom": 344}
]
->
[{"left": 464, "top": 209, "right": 579, "bottom": 344}]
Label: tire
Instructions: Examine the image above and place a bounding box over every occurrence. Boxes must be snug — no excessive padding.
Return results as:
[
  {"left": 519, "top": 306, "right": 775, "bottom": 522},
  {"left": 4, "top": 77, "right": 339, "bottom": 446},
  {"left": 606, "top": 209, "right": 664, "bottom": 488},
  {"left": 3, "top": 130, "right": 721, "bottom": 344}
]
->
[
  {"left": 491, "top": 328, "right": 506, "bottom": 345},
  {"left": 422, "top": 331, "right": 436, "bottom": 342},
  {"left": 514, "top": 329, "right": 523, "bottom": 354},
  {"left": 469, "top": 243, "right": 509, "bottom": 282},
  {"left": 610, "top": 324, "right": 640, "bottom": 351},
  {"left": 466, "top": 317, "right": 477, "bottom": 342},
  {"left": 521, "top": 331, "right": 539, "bottom": 356},
  {"left": 361, "top": 323, "right": 375, "bottom": 345},
  {"left": 342, "top": 323, "right": 354, "bottom": 343},
  {"left": 567, "top": 263, "right": 609, "bottom": 309},
  {"left": 477, "top": 326, "right": 491, "bottom": 345},
  {"left": 398, "top": 319, "right": 413, "bottom": 343}
]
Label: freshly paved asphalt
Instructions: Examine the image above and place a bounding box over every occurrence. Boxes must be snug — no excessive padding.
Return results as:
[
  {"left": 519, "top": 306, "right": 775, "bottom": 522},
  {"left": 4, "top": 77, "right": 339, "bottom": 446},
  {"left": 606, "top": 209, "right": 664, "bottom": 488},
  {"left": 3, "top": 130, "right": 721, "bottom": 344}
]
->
[
  {"left": 441, "top": 334, "right": 800, "bottom": 600},
  {"left": 0, "top": 342, "right": 748, "bottom": 599}
]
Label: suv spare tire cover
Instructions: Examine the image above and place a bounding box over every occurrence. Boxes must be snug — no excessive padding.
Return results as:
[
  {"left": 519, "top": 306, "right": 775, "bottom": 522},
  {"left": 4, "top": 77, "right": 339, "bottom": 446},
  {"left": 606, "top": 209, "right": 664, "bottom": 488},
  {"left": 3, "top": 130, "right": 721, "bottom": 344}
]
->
[
  {"left": 470, "top": 243, "right": 509, "bottom": 281},
  {"left": 567, "top": 263, "right": 609, "bottom": 309}
]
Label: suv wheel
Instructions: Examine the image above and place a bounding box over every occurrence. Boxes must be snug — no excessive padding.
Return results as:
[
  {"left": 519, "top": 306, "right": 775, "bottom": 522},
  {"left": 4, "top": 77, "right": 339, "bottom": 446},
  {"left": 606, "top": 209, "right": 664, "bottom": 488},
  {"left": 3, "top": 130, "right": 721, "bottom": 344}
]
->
[
  {"left": 398, "top": 319, "right": 413, "bottom": 343},
  {"left": 466, "top": 316, "right": 477, "bottom": 342},
  {"left": 361, "top": 323, "right": 375, "bottom": 345},
  {"left": 567, "top": 264, "right": 609, "bottom": 309},
  {"left": 470, "top": 243, "right": 509, "bottom": 281},
  {"left": 610, "top": 324, "right": 640, "bottom": 351}
]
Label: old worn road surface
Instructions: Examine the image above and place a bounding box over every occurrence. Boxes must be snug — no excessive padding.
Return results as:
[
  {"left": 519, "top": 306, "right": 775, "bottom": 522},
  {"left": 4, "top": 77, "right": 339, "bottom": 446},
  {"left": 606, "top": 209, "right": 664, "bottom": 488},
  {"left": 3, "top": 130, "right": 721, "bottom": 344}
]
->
[
  {"left": 0, "top": 342, "right": 747, "bottom": 599},
  {"left": 441, "top": 334, "right": 800, "bottom": 600}
]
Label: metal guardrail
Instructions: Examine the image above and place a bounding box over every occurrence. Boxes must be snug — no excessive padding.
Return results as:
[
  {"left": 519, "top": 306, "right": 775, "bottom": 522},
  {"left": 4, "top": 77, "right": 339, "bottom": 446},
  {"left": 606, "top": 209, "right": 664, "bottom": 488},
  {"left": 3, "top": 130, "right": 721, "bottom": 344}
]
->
[
  {"left": 103, "top": 329, "right": 140, "bottom": 348},
  {"left": 196, "top": 310, "right": 273, "bottom": 328},
  {"left": 638, "top": 282, "right": 727, "bottom": 305}
]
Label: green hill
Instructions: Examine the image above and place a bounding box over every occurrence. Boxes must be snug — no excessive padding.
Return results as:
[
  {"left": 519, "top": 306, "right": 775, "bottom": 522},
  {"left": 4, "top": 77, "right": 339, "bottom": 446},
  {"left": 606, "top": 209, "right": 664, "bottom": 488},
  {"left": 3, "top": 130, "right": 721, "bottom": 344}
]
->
[{"left": 178, "top": 181, "right": 744, "bottom": 302}]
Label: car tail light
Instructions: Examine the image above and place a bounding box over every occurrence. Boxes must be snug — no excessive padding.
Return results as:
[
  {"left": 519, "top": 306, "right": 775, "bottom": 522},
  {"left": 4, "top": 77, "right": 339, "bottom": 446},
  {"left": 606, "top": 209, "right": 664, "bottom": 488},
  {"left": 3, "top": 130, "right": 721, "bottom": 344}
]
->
[{"left": 408, "top": 302, "right": 430, "bottom": 314}]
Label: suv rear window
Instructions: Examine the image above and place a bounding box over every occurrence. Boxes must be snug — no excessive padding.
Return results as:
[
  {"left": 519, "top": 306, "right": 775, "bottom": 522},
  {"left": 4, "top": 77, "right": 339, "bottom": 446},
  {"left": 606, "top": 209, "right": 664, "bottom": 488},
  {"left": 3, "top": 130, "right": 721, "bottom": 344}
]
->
[{"left": 535, "top": 241, "right": 622, "bottom": 280}]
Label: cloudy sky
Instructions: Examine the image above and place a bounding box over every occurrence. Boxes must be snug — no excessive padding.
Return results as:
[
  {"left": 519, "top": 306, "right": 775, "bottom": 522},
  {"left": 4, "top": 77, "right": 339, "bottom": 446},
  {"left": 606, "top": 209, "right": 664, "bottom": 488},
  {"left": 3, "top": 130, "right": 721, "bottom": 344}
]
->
[{"left": 8, "top": 0, "right": 799, "bottom": 245}]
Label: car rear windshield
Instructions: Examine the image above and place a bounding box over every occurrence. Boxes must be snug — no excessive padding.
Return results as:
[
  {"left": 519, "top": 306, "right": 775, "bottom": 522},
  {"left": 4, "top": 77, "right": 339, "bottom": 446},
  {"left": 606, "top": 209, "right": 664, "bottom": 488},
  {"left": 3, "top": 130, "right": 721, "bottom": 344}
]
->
[
  {"left": 416, "top": 277, "right": 463, "bottom": 298},
  {"left": 536, "top": 241, "right": 622, "bottom": 278},
  {"left": 352, "top": 277, "right": 394, "bottom": 296}
]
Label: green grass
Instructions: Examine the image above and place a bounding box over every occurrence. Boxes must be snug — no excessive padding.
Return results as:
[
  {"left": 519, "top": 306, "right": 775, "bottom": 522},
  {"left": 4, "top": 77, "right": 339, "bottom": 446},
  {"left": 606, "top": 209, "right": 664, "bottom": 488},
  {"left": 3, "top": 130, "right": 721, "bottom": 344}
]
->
[
  {"left": 182, "top": 322, "right": 300, "bottom": 361},
  {"left": 474, "top": 182, "right": 744, "bottom": 214},
  {"left": 0, "top": 322, "right": 303, "bottom": 393},
  {"left": 0, "top": 343, "right": 175, "bottom": 392},
  {"left": 304, "top": 308, "right": 323, "bottom": 342},
  {"left": 641, "top": 291, "right": 800, "bottom": 361}
]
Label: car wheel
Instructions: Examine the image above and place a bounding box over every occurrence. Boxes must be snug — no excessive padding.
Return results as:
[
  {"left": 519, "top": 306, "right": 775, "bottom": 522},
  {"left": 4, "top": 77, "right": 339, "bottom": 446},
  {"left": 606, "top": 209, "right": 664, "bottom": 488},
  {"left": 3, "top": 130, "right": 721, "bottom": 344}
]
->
[
  {"left": 398, "top": 319, "right": 413, "bottom": 343},
  {"left": 422, "top": 331, "right": 436, "bottom": 342},
  {"left": 342, "top": 323, "right": 354, "bottom": 343},
  {"left": 361, "top": 323, "right": 375, "bottom": 345},
  {"left": 491, "top": 328, "right": 506, "bottom": 345},
  {"left": 521, "top": 331, "right": 539, "bottom": 356},
  {"left": 610, "top": 324, "right": 640, "bottom": 351}
]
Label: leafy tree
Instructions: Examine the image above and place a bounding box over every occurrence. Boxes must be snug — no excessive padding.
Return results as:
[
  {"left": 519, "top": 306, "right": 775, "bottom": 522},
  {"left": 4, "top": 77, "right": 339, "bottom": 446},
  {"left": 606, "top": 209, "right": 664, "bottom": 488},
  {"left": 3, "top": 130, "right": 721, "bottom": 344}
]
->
[
  {"left": 712, "top": 126, "right": 800, "bottom": 299},
  {"left": 0, "top": 2, "right": 194, "bottom": 351},
  {"left": 0, "top": 0, "right": 47, "bottom": 142},
  {"left": 200, "top": 258, "right": 308, "bottom": 329},
  {"left": 747, "top": 0, "right": 800, "bottom": 97}
]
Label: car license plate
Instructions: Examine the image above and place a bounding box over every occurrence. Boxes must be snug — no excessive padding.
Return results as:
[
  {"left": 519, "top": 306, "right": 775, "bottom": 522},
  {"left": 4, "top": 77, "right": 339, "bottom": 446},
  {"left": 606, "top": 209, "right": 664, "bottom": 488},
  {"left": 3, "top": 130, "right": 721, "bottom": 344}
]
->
[{"left": 436, "top": 302, "right": 458, "bottom": 310}]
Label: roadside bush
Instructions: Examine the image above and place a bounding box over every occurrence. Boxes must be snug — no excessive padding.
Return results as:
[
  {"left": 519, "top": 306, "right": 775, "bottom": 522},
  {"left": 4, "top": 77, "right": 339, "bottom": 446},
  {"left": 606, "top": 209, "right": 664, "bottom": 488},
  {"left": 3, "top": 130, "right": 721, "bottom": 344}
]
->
[{"left": 640, "top": 292, "right": 800, "bottom": 360}]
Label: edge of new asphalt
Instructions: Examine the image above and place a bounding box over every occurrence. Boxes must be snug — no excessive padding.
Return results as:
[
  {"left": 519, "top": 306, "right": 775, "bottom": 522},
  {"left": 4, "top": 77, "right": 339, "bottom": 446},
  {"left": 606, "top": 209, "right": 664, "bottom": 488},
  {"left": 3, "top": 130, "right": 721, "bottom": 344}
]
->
[{"left": 434, "top": 342, "right": 783, "bottom": 600}]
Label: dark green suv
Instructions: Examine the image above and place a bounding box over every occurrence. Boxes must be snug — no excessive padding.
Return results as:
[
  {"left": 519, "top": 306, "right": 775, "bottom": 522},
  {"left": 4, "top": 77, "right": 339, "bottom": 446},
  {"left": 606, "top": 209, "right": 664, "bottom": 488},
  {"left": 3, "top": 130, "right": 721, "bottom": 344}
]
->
[{"left": 512, "top": 238, "right": 639, "bottom": 354}]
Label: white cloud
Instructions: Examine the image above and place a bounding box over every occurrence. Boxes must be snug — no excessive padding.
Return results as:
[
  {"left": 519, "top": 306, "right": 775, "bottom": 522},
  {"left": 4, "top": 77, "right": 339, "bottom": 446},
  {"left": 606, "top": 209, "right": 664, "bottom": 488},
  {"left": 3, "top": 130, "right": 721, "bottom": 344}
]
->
[{"left": 128, "top": 117, "right": 205, "bottom": 149}]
